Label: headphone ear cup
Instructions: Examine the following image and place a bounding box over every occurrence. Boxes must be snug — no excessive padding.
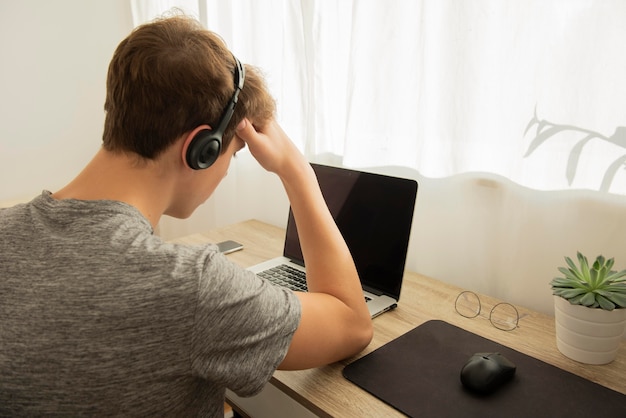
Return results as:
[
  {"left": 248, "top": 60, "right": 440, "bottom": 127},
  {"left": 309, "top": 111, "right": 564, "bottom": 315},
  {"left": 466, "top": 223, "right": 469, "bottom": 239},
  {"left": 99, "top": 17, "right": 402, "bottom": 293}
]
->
[{"left": 186, "top": 129, "right": 222, "bottom": 170}]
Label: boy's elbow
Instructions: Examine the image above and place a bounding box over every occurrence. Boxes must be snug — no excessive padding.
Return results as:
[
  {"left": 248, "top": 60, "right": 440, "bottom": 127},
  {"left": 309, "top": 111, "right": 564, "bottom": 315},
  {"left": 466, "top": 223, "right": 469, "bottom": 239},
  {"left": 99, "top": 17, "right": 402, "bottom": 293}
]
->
[
  {"left": 352, "top": 317, "right": 374, "bottom": 354},
  {"left": 363, "top": 320, "right": 374, "bottom": 347}
]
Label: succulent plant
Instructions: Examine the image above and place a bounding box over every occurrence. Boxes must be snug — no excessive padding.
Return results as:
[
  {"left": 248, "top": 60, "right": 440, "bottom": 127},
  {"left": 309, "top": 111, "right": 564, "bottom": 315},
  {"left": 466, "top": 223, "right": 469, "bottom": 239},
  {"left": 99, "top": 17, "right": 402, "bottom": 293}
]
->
[{"left": 550, "top": 252, "right": 626, "bottom": 311}]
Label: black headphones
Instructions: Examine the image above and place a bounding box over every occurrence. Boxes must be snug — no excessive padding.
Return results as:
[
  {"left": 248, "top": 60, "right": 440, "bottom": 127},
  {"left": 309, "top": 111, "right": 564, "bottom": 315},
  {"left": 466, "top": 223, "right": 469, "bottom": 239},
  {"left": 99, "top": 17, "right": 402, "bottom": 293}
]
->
[{"left": 185, "top": 54, "right": 245, "bottom": 170}]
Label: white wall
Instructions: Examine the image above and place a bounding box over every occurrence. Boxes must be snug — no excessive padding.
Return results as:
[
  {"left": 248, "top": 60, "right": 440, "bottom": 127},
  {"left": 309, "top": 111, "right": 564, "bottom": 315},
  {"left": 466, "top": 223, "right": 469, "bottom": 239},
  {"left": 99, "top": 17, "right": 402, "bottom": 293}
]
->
[{"left": 0, "top": 0, "right": 133, "bottom": 202}]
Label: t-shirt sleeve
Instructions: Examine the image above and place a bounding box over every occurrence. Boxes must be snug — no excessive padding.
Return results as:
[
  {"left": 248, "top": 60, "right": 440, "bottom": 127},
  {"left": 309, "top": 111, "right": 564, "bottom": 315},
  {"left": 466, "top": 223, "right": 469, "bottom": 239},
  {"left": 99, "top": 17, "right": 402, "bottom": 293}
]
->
[{"left": 190, "top": 249, "right": 301, "bottom": 396}]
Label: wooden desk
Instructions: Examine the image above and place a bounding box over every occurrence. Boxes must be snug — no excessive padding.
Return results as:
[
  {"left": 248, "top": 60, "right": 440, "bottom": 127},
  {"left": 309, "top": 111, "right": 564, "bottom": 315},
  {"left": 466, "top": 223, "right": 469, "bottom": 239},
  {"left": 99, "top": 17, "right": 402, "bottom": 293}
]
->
[{"left": 175, "top": 220, "right": 626, "bottom": 417}]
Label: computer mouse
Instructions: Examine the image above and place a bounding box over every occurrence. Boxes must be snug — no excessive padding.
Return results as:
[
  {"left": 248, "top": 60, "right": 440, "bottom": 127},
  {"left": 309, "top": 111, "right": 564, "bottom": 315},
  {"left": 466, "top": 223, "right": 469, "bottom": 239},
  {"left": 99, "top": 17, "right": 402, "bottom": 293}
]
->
[{"left": 460, "top": 352, "right": 516, "bottom": 394}]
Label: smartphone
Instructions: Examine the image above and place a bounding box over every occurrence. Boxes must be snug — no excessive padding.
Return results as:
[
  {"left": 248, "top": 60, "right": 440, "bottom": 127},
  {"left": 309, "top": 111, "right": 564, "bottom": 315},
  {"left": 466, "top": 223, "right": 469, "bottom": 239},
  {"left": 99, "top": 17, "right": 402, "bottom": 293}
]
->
[{"left": 217, "top": 240, "right": 244, "bottom": 254}]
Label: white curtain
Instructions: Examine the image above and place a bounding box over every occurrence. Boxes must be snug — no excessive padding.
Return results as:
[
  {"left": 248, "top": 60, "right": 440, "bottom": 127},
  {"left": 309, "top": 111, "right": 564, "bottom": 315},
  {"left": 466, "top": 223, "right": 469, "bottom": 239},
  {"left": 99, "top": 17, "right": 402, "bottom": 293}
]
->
[
  {"left": 132, "top": 1, "right": 626, "bottom": 317},
  {"left": 132, "top": 0, "right": 626, "bottom": 195}
]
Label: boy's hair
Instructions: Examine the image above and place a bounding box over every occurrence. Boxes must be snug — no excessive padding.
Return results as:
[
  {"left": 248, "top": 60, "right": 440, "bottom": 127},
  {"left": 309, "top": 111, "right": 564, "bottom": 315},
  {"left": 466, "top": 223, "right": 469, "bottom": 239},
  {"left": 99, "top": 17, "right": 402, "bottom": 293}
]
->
[{"left": 103, "top": 14, "right": 275, "bottom": 159}]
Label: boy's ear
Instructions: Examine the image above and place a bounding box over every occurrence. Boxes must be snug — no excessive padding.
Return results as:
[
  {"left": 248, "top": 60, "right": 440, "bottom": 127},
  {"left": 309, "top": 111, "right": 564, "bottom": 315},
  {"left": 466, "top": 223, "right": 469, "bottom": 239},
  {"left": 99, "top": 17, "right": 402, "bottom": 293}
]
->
[{"left": 181, "top": 125, "right": 211, "bottom": 169}]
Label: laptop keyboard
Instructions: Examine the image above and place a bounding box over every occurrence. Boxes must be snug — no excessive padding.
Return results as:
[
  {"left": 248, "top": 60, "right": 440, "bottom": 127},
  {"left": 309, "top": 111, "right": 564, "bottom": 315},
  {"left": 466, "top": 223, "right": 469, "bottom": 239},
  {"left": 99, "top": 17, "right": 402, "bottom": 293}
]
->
[
  {"left": 258, "top": 265, "right": 308, "bottom": 292},
  {"left": 258, "top": 264, "right": 372, "bottom": 303}
]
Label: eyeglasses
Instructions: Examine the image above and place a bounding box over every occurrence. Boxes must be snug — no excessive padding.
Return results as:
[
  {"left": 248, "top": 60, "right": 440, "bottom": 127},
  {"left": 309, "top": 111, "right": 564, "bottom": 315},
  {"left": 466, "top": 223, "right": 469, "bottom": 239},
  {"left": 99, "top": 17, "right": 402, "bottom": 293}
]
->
[{"left": 454, "top": 290, "right": 520, "bottom": 331}]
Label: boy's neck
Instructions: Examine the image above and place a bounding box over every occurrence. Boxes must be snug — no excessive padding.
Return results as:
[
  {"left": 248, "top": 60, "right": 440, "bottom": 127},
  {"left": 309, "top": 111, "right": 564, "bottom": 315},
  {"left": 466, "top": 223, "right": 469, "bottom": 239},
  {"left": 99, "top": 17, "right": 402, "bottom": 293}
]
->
[{"left": 52, "top": 147, "right": 177, "bottom": 228}]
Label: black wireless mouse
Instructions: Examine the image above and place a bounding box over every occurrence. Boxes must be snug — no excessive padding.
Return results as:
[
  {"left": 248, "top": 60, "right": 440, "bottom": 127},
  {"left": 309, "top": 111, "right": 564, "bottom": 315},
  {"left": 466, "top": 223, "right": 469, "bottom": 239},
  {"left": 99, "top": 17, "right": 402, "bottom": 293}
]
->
[{"left": 460, "top": 352, "right": 516, "bottom": 394}]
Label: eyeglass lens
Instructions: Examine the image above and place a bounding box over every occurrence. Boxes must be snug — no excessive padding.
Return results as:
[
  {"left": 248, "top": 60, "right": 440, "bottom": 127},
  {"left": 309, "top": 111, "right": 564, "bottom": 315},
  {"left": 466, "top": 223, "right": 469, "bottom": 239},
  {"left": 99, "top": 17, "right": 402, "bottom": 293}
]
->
[
  {"left": 489, "top": 302, "right": 519, "bottom": 331},
  {"left": 455, "top": 291, "right": 481, "bottom": 318}
]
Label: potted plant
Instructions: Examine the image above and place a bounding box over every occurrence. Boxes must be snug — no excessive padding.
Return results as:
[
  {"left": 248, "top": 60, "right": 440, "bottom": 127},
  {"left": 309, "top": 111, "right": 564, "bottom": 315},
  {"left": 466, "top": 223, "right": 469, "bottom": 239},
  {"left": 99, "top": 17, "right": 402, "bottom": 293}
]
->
[{"left": 550, "top": 252, "right": 626, "bottom": 364}]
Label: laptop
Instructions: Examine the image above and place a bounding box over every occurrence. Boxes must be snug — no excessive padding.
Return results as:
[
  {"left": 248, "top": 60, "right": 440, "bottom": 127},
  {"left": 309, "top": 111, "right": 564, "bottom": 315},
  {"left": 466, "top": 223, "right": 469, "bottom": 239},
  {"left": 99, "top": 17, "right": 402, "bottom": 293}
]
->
[{"left": 248, "top": 163, "right": 418, "bottom": 318}]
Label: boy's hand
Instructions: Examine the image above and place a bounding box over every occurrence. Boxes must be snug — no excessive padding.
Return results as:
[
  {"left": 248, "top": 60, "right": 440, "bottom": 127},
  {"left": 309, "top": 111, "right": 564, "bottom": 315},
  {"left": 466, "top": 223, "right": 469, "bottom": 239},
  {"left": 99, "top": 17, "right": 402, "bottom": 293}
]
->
[{"left": 235, "top": 118, "right": 307, "bottom": 178}]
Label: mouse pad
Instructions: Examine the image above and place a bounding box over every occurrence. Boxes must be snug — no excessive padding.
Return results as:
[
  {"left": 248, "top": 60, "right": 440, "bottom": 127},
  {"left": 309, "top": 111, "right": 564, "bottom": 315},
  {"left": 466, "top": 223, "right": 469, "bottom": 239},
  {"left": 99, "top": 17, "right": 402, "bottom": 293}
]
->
[{"left": 343, "top": 320, "right": 625, "bottom": 417}]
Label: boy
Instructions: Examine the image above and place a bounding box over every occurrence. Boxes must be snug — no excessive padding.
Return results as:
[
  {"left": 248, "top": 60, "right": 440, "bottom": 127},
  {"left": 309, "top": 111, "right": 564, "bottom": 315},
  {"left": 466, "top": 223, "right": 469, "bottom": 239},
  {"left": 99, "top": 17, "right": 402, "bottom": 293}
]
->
[{"left": 0, "top": 14, "right": 372, "bottom": 417}]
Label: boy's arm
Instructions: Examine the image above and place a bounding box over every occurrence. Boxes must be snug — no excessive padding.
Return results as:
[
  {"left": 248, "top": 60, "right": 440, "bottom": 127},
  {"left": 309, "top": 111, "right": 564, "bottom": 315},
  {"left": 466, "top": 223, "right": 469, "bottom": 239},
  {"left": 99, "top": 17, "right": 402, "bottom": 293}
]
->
[{"left": 235, "top": 119, "right": 373, "bottom": 370}]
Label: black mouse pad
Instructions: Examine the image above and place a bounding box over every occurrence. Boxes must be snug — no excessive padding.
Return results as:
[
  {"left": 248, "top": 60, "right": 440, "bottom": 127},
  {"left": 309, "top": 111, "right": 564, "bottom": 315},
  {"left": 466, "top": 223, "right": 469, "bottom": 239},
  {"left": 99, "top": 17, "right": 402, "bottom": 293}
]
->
[{"left": 343, "top": 320, "right": 626, "bottom": 417}]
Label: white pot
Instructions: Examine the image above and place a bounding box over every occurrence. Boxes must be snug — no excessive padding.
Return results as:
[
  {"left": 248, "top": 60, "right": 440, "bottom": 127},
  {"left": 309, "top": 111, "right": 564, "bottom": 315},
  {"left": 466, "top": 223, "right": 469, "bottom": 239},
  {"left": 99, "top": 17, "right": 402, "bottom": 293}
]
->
[{"left": 554, "top": 295, "right": 626, "bottom": 365}]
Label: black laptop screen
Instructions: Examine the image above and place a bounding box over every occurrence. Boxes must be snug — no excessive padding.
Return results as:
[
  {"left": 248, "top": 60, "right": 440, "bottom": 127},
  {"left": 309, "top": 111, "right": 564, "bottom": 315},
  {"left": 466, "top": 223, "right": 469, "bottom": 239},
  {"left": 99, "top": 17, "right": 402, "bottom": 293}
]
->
[{"left": 283, "top": 163, "right": 418, "bottom": 299}]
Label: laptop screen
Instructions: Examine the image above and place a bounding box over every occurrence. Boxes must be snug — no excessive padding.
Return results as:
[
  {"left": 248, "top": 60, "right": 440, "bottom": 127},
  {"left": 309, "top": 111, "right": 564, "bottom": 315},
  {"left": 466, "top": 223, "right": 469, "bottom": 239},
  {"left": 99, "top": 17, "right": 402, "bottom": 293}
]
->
[{"left": 283, "top": 163, "right": 418, "bottom": 299}]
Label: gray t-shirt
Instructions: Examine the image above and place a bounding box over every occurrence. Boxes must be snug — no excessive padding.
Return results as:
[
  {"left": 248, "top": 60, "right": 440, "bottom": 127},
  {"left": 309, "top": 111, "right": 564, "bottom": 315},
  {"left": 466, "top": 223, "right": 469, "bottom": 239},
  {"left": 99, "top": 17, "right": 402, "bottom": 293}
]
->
[{"left": 0, "top": 191, "right": 301, "bottom": 417}]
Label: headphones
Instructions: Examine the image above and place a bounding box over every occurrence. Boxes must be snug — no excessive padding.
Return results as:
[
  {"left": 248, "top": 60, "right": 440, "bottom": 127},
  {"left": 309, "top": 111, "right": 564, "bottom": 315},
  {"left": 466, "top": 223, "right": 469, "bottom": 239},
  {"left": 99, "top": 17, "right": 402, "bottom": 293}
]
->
[{"left": 185, "top": 54, "right": 245, "bottom": 170}]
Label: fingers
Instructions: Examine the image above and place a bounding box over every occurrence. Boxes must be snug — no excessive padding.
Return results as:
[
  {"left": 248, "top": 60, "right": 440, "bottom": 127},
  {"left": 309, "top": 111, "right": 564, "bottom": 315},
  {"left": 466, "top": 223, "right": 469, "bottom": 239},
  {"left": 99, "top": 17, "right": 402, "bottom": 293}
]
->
[
  {"left": 235, "top": 117, "right": 305, "bottom": 176},
  {"left": 236, "top": 118, "right": 278, "bottom": 172},
  {"left": 235, "top": 118, "right": 258, "bottom": 144}
]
